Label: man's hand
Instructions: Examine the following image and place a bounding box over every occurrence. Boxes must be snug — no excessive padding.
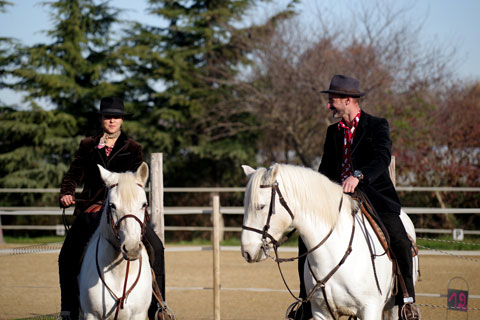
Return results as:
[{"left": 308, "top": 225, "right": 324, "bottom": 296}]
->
[
  {"left": 342, "top": 176, "right": 359, "bottom": 193},
  {"left": 60, "top": 195, "right": 75, "bottom": 208}
]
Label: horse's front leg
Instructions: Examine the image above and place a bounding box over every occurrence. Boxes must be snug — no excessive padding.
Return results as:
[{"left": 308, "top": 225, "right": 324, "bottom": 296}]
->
[
  {"left": 310, "top": 299, "right": 336, "bottom": 320},
  {"left": 129, "top": 312, "right": 149, "bottom": 320}
]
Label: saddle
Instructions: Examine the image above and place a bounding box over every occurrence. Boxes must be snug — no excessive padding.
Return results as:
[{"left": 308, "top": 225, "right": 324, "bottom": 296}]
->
[
  {"left": 354, "top": 192, "right": 418, "bottom": 260},
  {"left": 84, "top": 201, "right": 104, "bottom": 214}
]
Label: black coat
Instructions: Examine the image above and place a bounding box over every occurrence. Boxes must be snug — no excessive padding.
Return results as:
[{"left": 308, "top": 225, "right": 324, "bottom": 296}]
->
[
  {"left": 318, "top": 111, "right": 401, "bottom": 215},
  {"left": 60, "top": 131, "right": 143, "bottom": 215}
]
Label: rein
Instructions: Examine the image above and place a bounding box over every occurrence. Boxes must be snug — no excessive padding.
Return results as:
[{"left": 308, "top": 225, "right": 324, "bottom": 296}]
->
[
  {"left": 95, "top": 237, "right": 143, "bottom": 320},
  {"left": 304, "top": 210, "right": 356, "bottom": 319},
  {"left": 95, "top": 182, "right": 148, "bottom": 320}
]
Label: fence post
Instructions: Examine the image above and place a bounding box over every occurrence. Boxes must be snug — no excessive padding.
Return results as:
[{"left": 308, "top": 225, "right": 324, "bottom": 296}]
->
[
  {"left": 150, "top": 153, "right": 165, "bottom": 243},
  {"left": 212, "top": 194, "right": 221, "bottom": 320},
  {"left": 211, "top": 192, "right": 225, "bottom": 241},
  {"left": 0, "top": 215, "right": 4, "bottom": 243}
]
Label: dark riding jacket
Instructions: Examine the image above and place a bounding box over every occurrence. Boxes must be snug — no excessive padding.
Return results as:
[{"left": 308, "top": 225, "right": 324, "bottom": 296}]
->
[
  {"left": 318, "top": 110, "right": 401, "bottom": 215},
  {"left": 59, "top": 131, "right": 143, "bottom": 215}
]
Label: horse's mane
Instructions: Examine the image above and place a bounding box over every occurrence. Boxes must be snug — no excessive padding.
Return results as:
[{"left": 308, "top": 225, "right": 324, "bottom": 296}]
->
[
  {"left": 116, "top": 172, "right": 139, "bottom": 207},
  {"left": 258, "top": 164, "right": 358, "bottom": 228}
]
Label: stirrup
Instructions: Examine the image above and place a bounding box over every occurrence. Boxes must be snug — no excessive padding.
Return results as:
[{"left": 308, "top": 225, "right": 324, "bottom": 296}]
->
[
  {"left": 154, "top": 302, "right": 176, "bottom": 320},
  {"left": 286, "top": 300, "right": 310, "bottom": 320},
  {"left": 286, "top": 301, "right": 300, "bottom": 319},
  {"left": 400, "top": 302, "right": 421, "bottom": 320}
]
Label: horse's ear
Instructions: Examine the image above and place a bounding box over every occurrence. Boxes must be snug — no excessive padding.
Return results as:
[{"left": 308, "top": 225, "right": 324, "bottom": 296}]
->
[
  {"left": 97, "top": 164, "right": 119, "bottom": 187},
  {"left": 136, "top": 162, "right": 149, "bottom": 187},
  {"left": 242, "top": 165, "right": 256, "bottom": 177}
]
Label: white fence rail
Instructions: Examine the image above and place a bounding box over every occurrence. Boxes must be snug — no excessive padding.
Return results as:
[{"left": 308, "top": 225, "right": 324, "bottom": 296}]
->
[
  {"left": 1, "top": 204, "right": 480, "bottom": 236},
  {"left": 1, "top": 179, "right": 479, "bottom": 237}
]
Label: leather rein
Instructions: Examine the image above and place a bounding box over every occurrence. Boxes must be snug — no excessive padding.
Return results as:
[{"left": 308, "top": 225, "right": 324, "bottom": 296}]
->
[
  {"left": 241, "top": 180, "right": 357, "bottom": 319},
  {"left": 96, "top": 182, "right": 149, "bottom": 320}
]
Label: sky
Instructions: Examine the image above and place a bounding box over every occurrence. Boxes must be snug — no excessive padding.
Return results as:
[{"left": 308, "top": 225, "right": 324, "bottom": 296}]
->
[{"left": 1, "top": 0, "right": 479, "bottom": 107}]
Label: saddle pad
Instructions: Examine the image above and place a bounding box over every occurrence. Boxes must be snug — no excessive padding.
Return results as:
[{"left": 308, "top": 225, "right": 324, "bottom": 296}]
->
[
  {"left": 359, "top": 202, "right": 392, "bottom": 260},
  {"left": 359, "top": 203, "right": 419, "bottom": 260}
]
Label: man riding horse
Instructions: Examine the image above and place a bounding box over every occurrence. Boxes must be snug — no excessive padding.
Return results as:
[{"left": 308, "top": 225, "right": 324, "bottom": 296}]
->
[{"left": 293, "top": 75, "right": 417, "bottom": 320}]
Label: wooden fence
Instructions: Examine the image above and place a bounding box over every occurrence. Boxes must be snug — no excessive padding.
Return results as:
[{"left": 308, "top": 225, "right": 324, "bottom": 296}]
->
[
  {"left": 1, "top": 152, "right": 480, "bottom": 240},
  {"left": 1, "top": 192, "right": 480, "bottom": 237}
]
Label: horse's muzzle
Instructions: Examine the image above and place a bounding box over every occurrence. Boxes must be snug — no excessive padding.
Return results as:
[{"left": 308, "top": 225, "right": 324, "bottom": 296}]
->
[
  {"left": 122, "top": 243, "right": 142, "bottom": 261},
  {"left": 241, "top": 244, "right": 268, "bottom": 263}
]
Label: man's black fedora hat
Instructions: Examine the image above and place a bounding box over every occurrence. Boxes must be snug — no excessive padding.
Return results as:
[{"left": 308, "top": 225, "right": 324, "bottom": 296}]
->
[
  {"left": 98, "top": 97, "right": 131, "bottom": 117},
  {"left": 321, "top": 74, "right": 365, "bottom": 97}
]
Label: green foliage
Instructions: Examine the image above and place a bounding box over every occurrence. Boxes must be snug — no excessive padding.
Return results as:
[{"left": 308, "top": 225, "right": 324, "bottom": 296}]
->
[
  {"left": 417, "top": 235, "right": 480, "bottom": 251},
  {"left": 0, "top": 107, "right": 80, "bottom": 205},
  {"left": 2, "top": 0, "right": 478, "bottom": 237},
  {"left": 116, "top": 0, "right": 274, "bottom": 186},
  {"left": 0, "top": 0, "right": 292, "bottom": 236}
]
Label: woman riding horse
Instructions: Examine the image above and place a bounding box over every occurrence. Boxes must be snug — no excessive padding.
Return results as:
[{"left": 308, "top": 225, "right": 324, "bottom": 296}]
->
[{"left": 58, "top": 97, "right": 166, "bottom": 320}]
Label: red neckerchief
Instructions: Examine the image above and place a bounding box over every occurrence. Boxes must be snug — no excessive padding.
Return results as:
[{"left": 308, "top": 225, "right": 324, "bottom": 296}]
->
[
  {"left": 96, "top": 143, "right": 114, "bottom": 156},
  {"left": 338, "top": 110, "right": 361, "bottom": 182},
  {"left": 104, "top": 145, "right": 114, "bottom": 157},
  {"left": 96, "top": 132, "right": 118, "bottom": 157}
]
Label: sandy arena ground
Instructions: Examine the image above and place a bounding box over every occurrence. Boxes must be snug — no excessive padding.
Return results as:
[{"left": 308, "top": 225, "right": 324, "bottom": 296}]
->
[{"left": 0, "top": 244, "right": 479, "bottom": 319}]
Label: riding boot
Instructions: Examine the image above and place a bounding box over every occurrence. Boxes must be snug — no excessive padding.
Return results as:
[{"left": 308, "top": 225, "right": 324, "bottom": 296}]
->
[
  {"left": 377, "top": 213, "right": 415, "bottom": 305},
  {"left": 393, "top": 243, "right": 415, "bottom": 306},
  {"left": 144, "top": 225, "right": 166, "bottom": 320},
  {"left": 58, "top": 210, "right": 102, "bottom": 320}
]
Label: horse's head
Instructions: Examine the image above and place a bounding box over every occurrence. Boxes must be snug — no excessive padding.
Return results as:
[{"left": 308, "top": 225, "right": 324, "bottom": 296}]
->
[
  {"left": 240, "top": 164, "right": 293, "bottom": 263},
  {"left": 98, "top": 162, "right": 149, "bottom": 261}
]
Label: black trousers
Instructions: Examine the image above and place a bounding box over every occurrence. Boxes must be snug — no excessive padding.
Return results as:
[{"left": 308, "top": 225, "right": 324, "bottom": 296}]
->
[
  {"left": 297, "top": 211, "right": 415, "bottom": 305},
  {"left": 58, "top": 210, "right": 166, "bottom": 318},
  {"left": 379, "top": 211, "right": 415, "bottom": 304}
]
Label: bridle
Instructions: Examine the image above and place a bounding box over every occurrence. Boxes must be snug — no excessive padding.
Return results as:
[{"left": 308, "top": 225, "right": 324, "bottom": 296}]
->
[
  {"left": 241, "top": 180, "right": 343, "bottom": 259},
  {"left": 96, "top": 182, "right": 150, "bottom": 320},
  {"left": 242, "top": 180, "right": 357, "bottom": 320},
  {"left": 106, "top": 183, "right": 150, "bottom": 240},
  {"left": 241, "top": 181, "right": 295, "bottom": 248}
]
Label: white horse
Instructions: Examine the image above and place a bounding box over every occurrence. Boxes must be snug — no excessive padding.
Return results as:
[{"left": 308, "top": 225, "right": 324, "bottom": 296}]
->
[
  {"left": 78, "top": 163, "right": 152, "bottom": 320},
  {"left": 241, "top": 163, "right": 419, "bottom": 320}
]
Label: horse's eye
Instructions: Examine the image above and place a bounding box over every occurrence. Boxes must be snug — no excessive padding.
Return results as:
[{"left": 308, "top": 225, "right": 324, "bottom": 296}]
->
[
  {"left": 109, "top": 203, "right": 116, "bottom": 210},
  {"left": 256, "top": 204, "right": 266, "bottom": 211}
]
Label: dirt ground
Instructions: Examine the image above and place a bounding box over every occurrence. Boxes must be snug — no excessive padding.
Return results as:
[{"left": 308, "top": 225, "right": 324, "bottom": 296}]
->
[{"left": 0, "top": 244, "right": 479, "bottom": 320}]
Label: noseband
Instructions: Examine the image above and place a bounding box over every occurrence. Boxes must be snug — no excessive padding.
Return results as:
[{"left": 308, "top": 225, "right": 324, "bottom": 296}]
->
[
  {"left": 106, "top": 183, "right": 150, "bottom": 241},
  {"left": 241, "top": 181, "right": 295, "bottom": 247}
]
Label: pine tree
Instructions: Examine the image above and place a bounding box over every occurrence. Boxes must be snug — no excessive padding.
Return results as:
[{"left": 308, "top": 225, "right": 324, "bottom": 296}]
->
[
  {"left": 0, "top": 0, "right": 126, "bottom": 205},
  {"left": 3, "top": 0, "right": 124, "bottom": 125},
  {"left": 0, "top": 106, "right": 80, "bottom": 205},
  {"left": 119, "top": 0, "right": 297, "bottom": 186}
]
